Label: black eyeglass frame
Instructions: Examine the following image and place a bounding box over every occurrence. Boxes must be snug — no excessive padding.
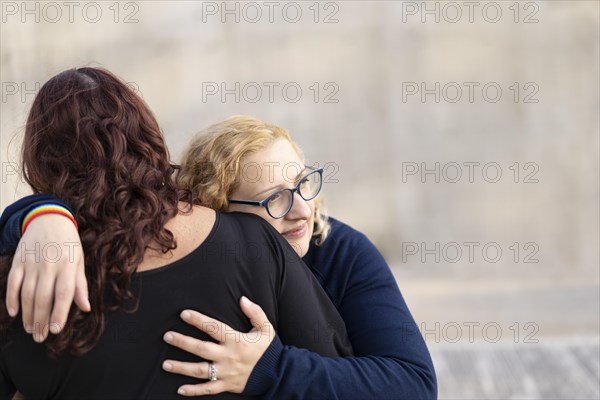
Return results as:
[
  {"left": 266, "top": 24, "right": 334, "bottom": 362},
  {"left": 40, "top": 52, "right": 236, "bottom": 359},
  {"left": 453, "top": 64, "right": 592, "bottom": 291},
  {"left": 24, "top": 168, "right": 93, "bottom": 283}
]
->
[{"left": 228, "top": 166, "right": 324, "bottom": 219}]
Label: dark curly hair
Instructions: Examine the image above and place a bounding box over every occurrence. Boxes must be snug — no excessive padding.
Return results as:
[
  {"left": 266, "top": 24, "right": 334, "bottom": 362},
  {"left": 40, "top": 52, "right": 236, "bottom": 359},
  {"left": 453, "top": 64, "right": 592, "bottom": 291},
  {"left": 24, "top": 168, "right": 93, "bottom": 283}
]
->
[{"left": 0, "top": 67, "right": 191, "bottom": 357}]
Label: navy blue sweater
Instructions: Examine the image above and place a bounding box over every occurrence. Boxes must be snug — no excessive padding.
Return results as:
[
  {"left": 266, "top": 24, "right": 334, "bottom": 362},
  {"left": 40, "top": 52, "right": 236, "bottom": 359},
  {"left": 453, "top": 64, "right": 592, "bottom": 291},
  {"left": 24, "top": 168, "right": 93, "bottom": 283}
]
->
[
  {"left": 0, "top": 194, "right": 71, "bottom": 255},
  {"left": 0, "top": 196, "right": 437, "bottom": 399},
  {"left": 244, "top": 217, "right": 437, "bottom": 399}
]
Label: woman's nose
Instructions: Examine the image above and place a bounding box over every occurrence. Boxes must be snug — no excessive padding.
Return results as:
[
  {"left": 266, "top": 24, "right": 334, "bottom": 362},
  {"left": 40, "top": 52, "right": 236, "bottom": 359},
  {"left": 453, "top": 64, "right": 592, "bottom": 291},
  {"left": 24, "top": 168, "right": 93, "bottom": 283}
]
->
[{"left": 285, "top": 192, "right": 312, "bottom": 220}]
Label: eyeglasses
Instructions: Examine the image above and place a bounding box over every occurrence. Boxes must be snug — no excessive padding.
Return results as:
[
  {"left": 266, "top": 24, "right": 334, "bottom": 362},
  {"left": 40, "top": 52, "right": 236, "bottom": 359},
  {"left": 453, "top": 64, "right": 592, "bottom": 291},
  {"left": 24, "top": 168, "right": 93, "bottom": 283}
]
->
[{"left": 228, "top": 166, "right": 323, "bottom": 219}]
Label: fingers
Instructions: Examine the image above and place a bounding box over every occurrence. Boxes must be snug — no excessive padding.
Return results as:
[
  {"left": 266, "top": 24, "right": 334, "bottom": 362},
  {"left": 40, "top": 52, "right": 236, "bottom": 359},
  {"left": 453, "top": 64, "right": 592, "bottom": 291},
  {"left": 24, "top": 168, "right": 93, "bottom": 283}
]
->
[
  {"left": 239, "top": 296, "right": 272, "bottom": 333},
  {"left": 162, "top": 360, "right": 210, "bottom": 379},
  {"left": 163, "top": 331, "right": 222, "bottom": 359},
  {"left": 73, "top": 261, "right": 91, "bottom": 312},
  {"left": 6, "top": 256, "right": 25, "bottom": 317},
  {"left": 162, "top": 361, "right": 230, "bottom": 395},
  {"left": 177, "top": 381, "right": 227, "bottom": 397},
  {"left": 179, "top": 310, "right": 234, "bottom": 342},
  {"left": 48, "top": 271, "right": 76, "bottom": 335},
  {"left": 20, "top": 271, "right": 38, "bottom": 333},
  {"left": 6, "top": 214, "right": 86, "bottom": 343},
  {"left": 31, "top": 276, "right": 55, "bottom": 342},
  {"left": 164, "top": 304, "right": 272, "bottom": 396}
]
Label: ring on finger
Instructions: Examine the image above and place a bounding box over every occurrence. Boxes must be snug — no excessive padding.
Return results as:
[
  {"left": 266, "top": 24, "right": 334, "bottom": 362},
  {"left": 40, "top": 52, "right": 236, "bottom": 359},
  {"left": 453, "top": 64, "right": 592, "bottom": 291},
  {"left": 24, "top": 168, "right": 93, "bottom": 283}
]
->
[{"left": 208, "top": 362, "right": 218, "bottom": 381}]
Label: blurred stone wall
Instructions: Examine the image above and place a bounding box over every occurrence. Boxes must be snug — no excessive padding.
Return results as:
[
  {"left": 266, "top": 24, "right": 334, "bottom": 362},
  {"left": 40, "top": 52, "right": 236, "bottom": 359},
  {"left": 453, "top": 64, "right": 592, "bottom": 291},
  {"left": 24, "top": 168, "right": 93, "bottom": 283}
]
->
[{"left": 1, "top": 1, "right": 598, "bottom": 339}]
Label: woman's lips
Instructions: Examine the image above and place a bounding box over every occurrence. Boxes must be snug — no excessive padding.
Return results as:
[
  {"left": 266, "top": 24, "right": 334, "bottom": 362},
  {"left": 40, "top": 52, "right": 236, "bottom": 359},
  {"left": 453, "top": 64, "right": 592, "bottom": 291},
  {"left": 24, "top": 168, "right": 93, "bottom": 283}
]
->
[{"left": 282, "top": 222, "right": 307, "bottom": 238}]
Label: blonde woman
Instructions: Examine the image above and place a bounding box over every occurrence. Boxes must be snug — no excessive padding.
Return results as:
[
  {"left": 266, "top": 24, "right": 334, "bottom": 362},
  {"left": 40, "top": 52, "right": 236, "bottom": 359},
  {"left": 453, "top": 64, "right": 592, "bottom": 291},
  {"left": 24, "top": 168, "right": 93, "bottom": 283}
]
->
[{"left": 1, "top": 116, "right": 436, "bottom": 399}]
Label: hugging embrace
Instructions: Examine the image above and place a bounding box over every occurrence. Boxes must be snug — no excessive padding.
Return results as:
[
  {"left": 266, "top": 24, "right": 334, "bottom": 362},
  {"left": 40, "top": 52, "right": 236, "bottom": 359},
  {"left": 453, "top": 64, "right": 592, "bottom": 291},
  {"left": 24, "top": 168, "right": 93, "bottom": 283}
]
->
[{"left": 0, "top": 67, "right": 436, "bottom": 399}]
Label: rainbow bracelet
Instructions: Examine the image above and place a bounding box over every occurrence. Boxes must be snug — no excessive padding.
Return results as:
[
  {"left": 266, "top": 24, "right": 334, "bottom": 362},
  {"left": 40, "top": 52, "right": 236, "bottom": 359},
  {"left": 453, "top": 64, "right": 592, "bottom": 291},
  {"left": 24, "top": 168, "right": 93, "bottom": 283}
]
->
[{"left": 21, "top": 204, "right": 78, "bottom": 236}]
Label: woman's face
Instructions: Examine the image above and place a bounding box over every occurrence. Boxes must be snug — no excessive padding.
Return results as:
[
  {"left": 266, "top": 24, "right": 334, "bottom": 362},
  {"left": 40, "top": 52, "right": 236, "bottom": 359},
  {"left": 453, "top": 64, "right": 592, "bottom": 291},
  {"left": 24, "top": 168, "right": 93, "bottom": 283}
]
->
[{"left": 227, "top": 138, "right": 315, "bottom": 257}]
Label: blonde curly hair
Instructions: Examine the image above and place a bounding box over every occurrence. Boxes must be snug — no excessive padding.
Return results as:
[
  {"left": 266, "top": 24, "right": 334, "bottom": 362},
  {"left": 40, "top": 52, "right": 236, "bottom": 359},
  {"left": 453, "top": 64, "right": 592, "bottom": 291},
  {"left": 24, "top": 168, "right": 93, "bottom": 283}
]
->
[{"left": 177, "top": 115, "right": 331, "bottom": 245}]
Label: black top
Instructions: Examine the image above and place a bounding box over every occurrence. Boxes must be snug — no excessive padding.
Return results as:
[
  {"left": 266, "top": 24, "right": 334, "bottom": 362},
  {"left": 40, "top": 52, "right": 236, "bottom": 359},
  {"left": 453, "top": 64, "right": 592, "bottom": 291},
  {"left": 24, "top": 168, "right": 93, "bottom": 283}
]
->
[{"left": 0, "top": 212, "right": 353, "bottom": 399}]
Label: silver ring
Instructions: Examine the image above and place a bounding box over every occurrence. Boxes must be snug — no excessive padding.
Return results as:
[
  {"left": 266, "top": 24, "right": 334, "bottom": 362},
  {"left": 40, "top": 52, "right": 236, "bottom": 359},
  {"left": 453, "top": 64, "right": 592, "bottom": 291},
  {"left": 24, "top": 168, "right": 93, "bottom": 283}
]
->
[{"left": 208, "top": 362, "right": 218, "bottom": 381}]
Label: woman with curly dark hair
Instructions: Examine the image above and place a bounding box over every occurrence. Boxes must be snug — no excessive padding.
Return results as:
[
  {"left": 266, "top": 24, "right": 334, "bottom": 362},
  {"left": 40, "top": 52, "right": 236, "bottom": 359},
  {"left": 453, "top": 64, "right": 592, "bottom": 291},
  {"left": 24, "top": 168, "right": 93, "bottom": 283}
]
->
[{"left": 0, "top": 67, "right": 352, "bottom": 399}]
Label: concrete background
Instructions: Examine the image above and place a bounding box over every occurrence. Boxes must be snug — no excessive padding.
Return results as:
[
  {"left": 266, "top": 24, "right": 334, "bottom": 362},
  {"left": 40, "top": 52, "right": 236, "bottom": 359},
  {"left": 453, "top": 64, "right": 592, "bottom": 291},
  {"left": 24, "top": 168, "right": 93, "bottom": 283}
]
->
[{"left": 1, "top": 1, "right": 598, "bottom": 397}]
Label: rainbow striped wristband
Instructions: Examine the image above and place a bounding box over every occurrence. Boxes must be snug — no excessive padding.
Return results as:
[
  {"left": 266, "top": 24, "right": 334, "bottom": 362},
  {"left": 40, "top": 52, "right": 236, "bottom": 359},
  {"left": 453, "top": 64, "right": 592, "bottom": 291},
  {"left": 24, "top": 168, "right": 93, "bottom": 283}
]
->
[{"left": 21, "top": 204, "right": 78, "bottom": 236}]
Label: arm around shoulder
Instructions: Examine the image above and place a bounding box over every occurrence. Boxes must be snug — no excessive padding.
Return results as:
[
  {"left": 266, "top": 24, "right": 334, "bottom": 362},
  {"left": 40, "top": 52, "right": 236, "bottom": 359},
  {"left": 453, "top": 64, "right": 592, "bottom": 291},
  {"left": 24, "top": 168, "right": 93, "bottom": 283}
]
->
[{"left": 244, "top": 221, "right": 437, "bottom": 399}]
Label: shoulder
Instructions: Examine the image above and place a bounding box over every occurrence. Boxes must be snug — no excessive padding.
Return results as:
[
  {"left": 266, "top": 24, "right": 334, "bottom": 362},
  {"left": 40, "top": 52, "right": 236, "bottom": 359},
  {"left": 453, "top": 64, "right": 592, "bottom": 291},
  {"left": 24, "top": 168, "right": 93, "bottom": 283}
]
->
[
  {"left": 219, "top": 211, "right": 283, "bottom": 240},
  {"left": 220, "top": 210, "right": 270, "bottom": 225},
  {"left": 219, "top": 212, "right": 299, "bottom": 261},
  {"left": 305, "top": 216, "right": 386, "bottom": 276},
  {"left": 317, "top": 216, "right": 377, "bottom": 255},
  {"left": 327, "top": 217, "right": 364, "bottom": 238},
  {"left": 304, "top": 216, "right": 395, "bottom": 306}
]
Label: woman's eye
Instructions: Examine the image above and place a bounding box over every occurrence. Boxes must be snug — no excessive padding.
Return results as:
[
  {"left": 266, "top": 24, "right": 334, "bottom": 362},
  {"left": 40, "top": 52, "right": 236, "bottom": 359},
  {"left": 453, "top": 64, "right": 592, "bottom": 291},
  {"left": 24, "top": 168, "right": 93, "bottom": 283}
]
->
[
  {"left": 269, "top": 192, "right": 282, "bottom": 202},
  {"left": 300, "top": 178, "right": 311, "bottom": 188}
]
